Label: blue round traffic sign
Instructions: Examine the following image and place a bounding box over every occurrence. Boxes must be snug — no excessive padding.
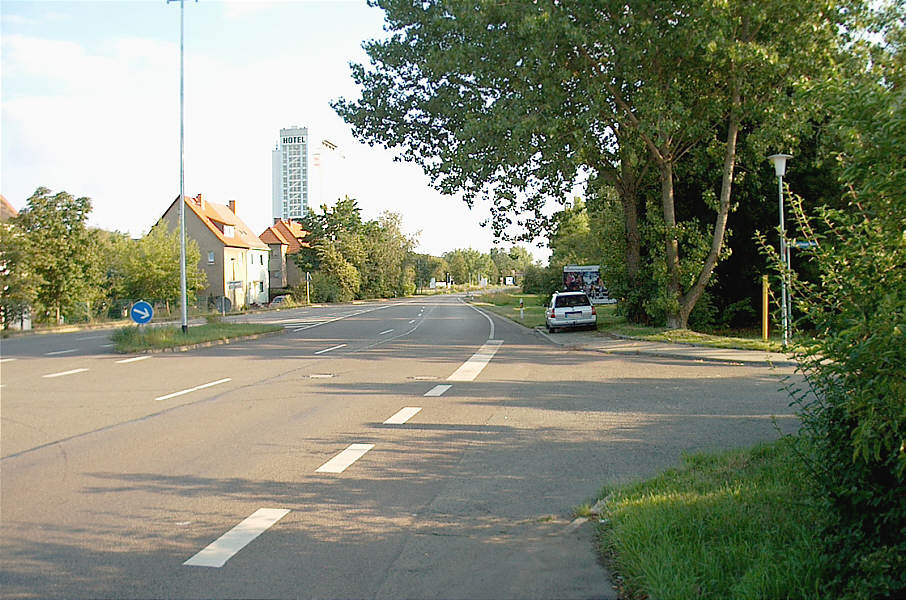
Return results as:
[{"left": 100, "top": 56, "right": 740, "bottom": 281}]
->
[{"left": 130, "top": 300, "right": 154, "bottom": 324}]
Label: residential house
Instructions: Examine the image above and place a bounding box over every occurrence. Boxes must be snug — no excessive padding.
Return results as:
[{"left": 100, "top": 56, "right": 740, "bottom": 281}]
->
[
  {"left": 259, "top": 219, "right": 309, "bottom": 290},
  {"left": 159, "top": 194, "right": 269, "bottom": 310}
]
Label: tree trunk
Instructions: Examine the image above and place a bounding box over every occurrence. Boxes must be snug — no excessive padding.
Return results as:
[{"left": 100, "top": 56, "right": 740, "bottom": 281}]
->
[
  {"left": 659, "top": 159, "right": 684, "bottom": 329},
  {"left": 676, "top": 84, "right": 742, "bottom": 327}
]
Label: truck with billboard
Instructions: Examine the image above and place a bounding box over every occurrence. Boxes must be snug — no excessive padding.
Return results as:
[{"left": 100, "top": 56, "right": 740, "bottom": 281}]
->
[{"left": 562, "top": 265, "right": 616, "bottom": 304}]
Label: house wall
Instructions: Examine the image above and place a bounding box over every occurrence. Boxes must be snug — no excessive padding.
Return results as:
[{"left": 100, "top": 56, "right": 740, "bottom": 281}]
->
[
  {"left": 161, "top": 202, "right": 225, "bottom": 306},
  {"left": 268, "top": 243, "right": 287, "bottom": 289},
  {"left": 248, "top": 249, "right": 269, "bottom": 305}
]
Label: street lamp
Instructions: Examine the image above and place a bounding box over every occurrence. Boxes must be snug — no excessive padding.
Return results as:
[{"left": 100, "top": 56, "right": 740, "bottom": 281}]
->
[
  {"left": 768, "top": 153, "right": 793, "bottom": 347},
  {"left": 169, "top": 0, "right": 196, "bottom": 334}
]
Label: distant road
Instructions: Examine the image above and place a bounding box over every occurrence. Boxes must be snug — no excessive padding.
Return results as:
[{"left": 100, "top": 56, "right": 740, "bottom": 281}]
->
[{"left": 0, "top": 295, "right": 797, "bottom": 599}]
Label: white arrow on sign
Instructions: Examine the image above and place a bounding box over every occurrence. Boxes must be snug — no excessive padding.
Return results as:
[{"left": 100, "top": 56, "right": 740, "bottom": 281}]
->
[{"left": 133, "top": 306, "right": 150, "bottom": 320}]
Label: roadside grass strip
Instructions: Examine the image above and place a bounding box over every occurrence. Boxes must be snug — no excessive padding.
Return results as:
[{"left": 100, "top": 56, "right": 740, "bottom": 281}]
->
[
  {"left": 598, "top": 438, "right": 822, "bottom": 600},
  {"left": 184, "top": 508, "right": 290, "bottom": 568},
  {"left": 155, "top": 378, "right": 231, "bottom": 401},
  {"left": 43, "top": 368, "right": 89, "bottom": 378},
  {"left": 112, "top": 323, "right": 282, "bottom": 353},
  {"left": 447, "top": 340, "right": 503, "bottom": 382},
  {"left": 384, "top": 407, "right": 422, "bottom": 425},
  {"left": 316, "top": 444, "right": 375, "bottom": 473}
]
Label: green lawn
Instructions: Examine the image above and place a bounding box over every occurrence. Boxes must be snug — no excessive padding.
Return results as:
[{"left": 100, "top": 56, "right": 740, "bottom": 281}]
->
[
  {"left": 112, "top": 322, "right": 283, "bottom": 353},
  {"left": 598, "top": 438, "right": 822, "bottom": 600},
  {"left": 472, "top": 292, "right": 788, "bottom": 352}
]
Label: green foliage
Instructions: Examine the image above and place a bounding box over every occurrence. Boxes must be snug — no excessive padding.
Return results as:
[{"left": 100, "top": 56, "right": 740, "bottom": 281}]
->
[
  {"left": 296, "top": 198, "right": 417, "bottom": 301},
  {"left": 764, "top": 41, "right": 906, "bottom": 597},
  {"left": 11, "top": 187, "right": 99, "bottom": 323},
  {"left": 0, "top": 221, "right": 40, "bottom": 327},
  {"left": 112, "top": 322, "right": 281, "bottom": 353},
  {"left": 113, "top": 222, "right": 206, "bottom": 314}
]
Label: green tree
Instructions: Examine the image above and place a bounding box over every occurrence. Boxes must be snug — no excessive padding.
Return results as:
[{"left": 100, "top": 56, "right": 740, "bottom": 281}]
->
[
  {"left": 0, "top": 220, "right": 41, "bottom": 328},
  {"left": 11, "top": 188, "right": 98, "bottom": 323},
  {"left": 760, "top": 10, "right": 906, "bottom": 595},
  {"left": 335, "top": 0, "right": 849, "bottom": 328},
  {"left": 119, "top": 223, "right": 205, "bottom": 314}
]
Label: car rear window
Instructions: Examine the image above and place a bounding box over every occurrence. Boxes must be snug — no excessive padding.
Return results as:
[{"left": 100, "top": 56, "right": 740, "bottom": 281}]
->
[{"left": 555, "top": 294, "right": 590, "bottom": 308}]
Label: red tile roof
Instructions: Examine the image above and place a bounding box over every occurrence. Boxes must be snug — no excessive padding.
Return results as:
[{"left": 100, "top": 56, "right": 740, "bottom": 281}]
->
[
  {"left": 168, "top": 194, "right": 268, "bottom": 250},
  {"left": 0, "top": 195, "right": 17, "bottom": 222},
  {"left": 260, "top": 219, "right": 309, "bottom": 254}
]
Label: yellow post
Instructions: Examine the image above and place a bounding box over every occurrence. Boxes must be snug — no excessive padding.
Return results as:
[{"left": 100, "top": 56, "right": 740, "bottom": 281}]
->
[{"left": 762, "top": 275, "right": 769, "bottom": 341}]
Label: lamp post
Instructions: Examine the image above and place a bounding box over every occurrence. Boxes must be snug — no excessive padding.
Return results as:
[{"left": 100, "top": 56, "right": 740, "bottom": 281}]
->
[
  {"left": 169, "top": 0, "right": 195, "bottom": 334},
  {"left": 768, "top": 153, "right": 793, "bottom": 347}
]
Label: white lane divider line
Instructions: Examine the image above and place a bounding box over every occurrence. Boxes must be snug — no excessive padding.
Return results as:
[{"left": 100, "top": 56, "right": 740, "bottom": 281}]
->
[
  {"left": 0, "top": 358, "right": 17, "bottom": 363},
  {"left": 115, "top": 356, "right": 150, "bottom": 364},
  {"left": 155, "top": 378, "right": 231, "bottom": 401},
  {"left": 44, "top": 349, "right": 77, "bottom": 356},
  {"left": 314, "top": 344, "right": 347, "bottom": 355},
  {"left": 43, "top": 368, "right": 89, "bottom": 379},
  {"left": 378, "top": 329, "right": 394, "bottom": 335},
  {"left": 408, "top": 319, "right": 416, "bottom": 324},
  {"left": 424, "top": 384, "right": 452, "bottom": 397},
  {"left": 316, "top": 443, "right": 375, "bottom": 473},
  {"left": 183, "top": 508, "right": 290, "bottom": 568},
  {"left": 384, "top": 407, "right": 422, "bottom": 425},
  {"left": 447, "top": 340, "right": 503, "bottom": 382}
]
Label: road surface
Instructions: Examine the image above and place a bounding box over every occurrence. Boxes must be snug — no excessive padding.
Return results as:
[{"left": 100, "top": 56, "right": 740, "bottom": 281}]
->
[{"left": 0, "top": 296, "right": 799, "bottom": 599}]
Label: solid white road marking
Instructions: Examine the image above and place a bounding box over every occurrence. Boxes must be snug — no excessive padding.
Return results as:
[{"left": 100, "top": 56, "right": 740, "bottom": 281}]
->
[
  {"left": 0, "top": 358, "right": 16, "bottom": 363},
  {"left": 447, "top": 340, "right": 503, "bottom": 382},
  {"left": 316, "top": 443, "right": 375, "bottom": 473},
  {"left": 155, "top": 378, "right": 231, "bottom": 401},
  {"left": 462, "top": 301, "right": 496, "bottom": 339},
  {"left": 309, "top": 373, "right": 334, "bottom": 379},
  {"left": 44, "top": 349, "right": 77, "bottom": 356},
  {"left": 314, "top": 344, "right": 346, "bottom": 355},
  {"left": 378, "top": 329, "right": 394, "bottom": 335},
  {"left": 183, "top": 508, "right": 290, "bottom": 568},
  {"left": 115, "top": 356, "right": 150, "bottom": 364},
  {"left": 42, "top": 368, "right": 89, "bottom": 379},
  {"left": 384, "top": 407, "right": 422, "bottom": 424},
  {"left": 424, "top": 384, "right": 452, "bottom": 397}
]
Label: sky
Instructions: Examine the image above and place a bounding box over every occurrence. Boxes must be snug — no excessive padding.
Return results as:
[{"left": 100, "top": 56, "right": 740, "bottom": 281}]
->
[{"left": 1, "top": 0, "right": 551, "bottom": 262}]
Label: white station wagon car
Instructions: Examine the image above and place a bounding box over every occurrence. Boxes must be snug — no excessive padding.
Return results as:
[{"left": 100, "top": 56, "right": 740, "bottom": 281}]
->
[{"left": 545, "top": 291, "right": 597, "bottom": 332}]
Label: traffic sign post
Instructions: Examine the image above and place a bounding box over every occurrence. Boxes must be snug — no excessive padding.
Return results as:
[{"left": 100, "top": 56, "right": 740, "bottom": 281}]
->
[{"left": 130, "top": 300, "right": 154, "bottom": 325}]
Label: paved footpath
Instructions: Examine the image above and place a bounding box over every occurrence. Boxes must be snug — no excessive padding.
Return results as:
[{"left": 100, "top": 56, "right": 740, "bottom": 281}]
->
[{"left": 537, "top": 329, "right": 797, "bottom": 367}]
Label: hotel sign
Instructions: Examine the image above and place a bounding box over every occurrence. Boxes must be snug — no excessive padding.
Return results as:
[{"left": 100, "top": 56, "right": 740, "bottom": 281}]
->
[{"left": 282, "top": 136, "right": 305, "bottom": 145}]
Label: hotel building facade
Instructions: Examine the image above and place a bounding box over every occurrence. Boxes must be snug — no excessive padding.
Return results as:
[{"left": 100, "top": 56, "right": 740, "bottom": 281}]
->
[{"left": 272, "top": 126, "right": 310, "bottom": 222}]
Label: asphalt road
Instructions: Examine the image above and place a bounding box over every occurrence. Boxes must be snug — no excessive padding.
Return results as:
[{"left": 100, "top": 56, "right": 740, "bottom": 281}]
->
[{"left": 0, "top": 296, "right": 799, "bottom": 599}]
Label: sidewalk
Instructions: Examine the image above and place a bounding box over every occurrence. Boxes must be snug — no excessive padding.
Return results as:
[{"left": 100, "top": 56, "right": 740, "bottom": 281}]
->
[{"left": 536, "top": 328, "right": 797, "bottom": 367}]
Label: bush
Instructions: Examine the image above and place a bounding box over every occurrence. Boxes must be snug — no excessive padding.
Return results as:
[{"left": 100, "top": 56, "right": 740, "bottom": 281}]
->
[{"left": 768, "top": 77, "right": 906, "bottom": 598}]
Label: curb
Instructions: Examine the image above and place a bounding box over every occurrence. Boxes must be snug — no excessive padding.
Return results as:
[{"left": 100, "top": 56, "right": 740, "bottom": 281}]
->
[{"left": 534, "top": 327, "right": 796, "bottom": 367}]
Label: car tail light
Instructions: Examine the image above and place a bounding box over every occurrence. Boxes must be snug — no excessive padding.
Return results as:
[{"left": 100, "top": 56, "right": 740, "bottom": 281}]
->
[
  {"left": 591, "top": 305, "right": 597, "bottom": 315},
  {"left": 549, "top": 309, "right": 556, "bottom": 318}
]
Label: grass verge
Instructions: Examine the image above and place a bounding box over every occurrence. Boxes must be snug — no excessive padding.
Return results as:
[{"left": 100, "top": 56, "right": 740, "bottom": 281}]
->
[
  {"left": 112, "top": 322, "right": 282, "bottom": 353},
  {"left": 598, "top": 438, "right": 822, "bottom": 600},
  {"left": 472, "top": 292, "right": 788, "bottom": 352}
]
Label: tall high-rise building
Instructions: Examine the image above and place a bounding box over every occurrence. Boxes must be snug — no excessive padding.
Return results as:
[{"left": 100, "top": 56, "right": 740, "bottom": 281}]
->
[{"left": 272, "top": 126, "right": 309, "bottom": 222}]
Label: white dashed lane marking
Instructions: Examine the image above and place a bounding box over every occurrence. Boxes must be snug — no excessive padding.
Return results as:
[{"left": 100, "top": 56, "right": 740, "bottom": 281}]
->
[
  {"left": 424, "top": 384, "right": 451, "bottom": 397},
  {"left": 44, "top": 349, "right": 77, "bottom": 356},
  {"left": 183, "top": 508, "right": 290, "bottom": 568},
  {"left": 384, "top": 407, "right": 422, "bottom": 424},
  {"left": 378, "top": 329, "right": 394, "bottom": 335},
  {"left": 314, "top": 344, "right": 346, "bottom": 355},
  {"left": 447, "top": 340, "right": 503, "bottom": 382},
  {"left": 155, "top": 378, "right": 231, "bottom": 401},
  {"left": 42, "top": 368, "right": 89, "bottom": 379},
  {"left": 115, "top": 356, "right": 150, "bottom": 364},
  {"left": 316, "top": 444, "right": 375, "bottom": 473}
]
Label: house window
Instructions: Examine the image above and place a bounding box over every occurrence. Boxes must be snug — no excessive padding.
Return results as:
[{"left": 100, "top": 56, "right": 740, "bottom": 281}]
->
[
  {"left": 259, "top": 255, "right": 264, "bottom": 265},
  {"left": 259, "top": 282, "right": 264, "bottom": 293},
  {"left": 207, "top": 251, "right": 215, "bottom": 265}
]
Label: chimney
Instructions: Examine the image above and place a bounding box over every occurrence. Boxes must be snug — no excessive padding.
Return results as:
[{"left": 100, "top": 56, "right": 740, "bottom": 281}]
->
[
  {"left": 228, "top": 200, "right": 236, "bottom": 214},
  {"left": 196, "top": 193, "right": 205, "bottom": 209}
]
